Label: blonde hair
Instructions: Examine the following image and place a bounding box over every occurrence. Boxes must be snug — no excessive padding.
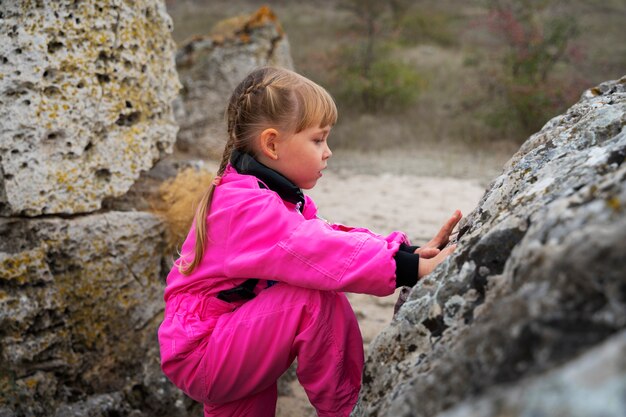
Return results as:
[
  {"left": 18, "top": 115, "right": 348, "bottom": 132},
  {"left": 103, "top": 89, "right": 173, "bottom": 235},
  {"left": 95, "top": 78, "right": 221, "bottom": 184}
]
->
[{"left": 179, "top": 66, "right": 338, "bottom": 275}]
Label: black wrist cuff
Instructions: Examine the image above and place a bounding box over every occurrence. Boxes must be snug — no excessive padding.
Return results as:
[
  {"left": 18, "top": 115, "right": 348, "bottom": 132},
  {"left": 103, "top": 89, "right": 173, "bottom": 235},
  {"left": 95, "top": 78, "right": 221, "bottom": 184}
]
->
[
  {"left": 394, "top": 250, "right": 419, "bottom": 288},
  {"left": 399, "top": 243, "right": 420, "bottom": 253}
]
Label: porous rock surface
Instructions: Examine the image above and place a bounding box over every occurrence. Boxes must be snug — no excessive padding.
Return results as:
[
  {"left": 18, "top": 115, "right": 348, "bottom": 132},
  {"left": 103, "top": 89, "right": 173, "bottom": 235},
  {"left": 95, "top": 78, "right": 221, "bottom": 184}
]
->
[
  {"left": 0, "top": 0, "right": 180, "bottom": 216},
  {"left": 354, "top": 76, "right": 626, "bottom": 416},
  {"left": 0, "top": 1, "right": 196, "bottom": 416},
  {"left": 174, "top": 6, "right": 294, "bottom": 158},
  {"left": 0, "top": 212, "right": 193, "bottom": 416}
]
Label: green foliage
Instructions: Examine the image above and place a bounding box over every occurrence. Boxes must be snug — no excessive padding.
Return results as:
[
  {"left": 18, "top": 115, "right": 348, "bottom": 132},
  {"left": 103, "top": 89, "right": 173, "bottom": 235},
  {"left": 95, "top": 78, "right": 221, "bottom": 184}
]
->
[
  {"left": 331, "top": 1, "right": 428, "bottom": 114},
  {"left": 506, "top": 18, "right": 578, "bottom": 83},
  {"left": 475, "top": 66, "right": 586, "bottom": 139},
  {"left": 504, "top": 82, "right": 559, "bottom": 134},
  {"left": 483, "top": 0, "right": 583, "bottom": 139},
  {"left": 397, "top": 9, "right": 457, "bottom": 47},
  {"left": 334, "top": 46, "right": 425, "bottom": 113}
]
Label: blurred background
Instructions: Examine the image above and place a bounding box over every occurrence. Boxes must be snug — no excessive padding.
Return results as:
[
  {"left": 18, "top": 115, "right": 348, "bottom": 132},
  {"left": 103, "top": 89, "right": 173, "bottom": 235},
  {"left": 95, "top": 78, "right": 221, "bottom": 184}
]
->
[
  {"left": 165, "top": 0, "right": 625, "bottom": 160},
  {"left": 2, "top": 3, "right": 622, "bottom": 416}
]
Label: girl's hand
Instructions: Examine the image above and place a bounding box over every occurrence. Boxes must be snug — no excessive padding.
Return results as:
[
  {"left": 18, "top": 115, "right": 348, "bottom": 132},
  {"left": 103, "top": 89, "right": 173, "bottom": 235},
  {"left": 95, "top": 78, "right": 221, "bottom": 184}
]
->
[
  {"left": 427, "top": 209, "right": 462, "bottom": 249},
  {"left": 418, "top": 244, "right": 457, "bottom": 278},
  {"left": 415, "top": 210, "right": 462, "bottom": 278},
  {"left": 416, "top": 210, "right": 463, "bottom": 255},
  {"left": 414, "top": 247, "right": 440, "bottom": 259}
]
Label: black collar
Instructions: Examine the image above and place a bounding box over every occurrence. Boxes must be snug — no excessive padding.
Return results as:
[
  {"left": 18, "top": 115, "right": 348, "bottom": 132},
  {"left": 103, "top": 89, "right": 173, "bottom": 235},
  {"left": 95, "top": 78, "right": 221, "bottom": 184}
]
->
[{"left": 230, "top": 150, "right": 305, "bottom": 210}]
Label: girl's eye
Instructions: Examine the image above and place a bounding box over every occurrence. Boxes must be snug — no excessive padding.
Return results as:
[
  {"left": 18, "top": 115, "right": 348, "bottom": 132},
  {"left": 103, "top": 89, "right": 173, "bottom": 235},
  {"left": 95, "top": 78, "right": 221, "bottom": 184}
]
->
[{"left": 314, "top": 139, "right": 323, "bottom": 144}]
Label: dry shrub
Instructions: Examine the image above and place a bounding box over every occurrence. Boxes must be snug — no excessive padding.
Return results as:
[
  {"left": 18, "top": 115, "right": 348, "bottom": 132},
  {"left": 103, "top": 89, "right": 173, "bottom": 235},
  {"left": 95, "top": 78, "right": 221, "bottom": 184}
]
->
[{"left": 151, "top": 167, "right": 214, "bottom": 253}]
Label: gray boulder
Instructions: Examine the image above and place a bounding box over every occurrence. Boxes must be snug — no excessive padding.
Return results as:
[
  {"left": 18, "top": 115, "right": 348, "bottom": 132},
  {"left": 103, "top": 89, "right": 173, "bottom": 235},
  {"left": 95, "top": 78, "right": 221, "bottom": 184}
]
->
[
  {"left": 0, "top": 1, "right": 196, "bottom": 415},
  {"left": 354, "top": 76, "right": 626, "bottom": 416},
  {"left": 0, "top": 0, "right": 180, "bottom": 216},
  {"left": 0, "top": 212, "right": 193, "bottom": 416},
  {"left": 438, "top": 329, "right": 626, "bottom": 417}
]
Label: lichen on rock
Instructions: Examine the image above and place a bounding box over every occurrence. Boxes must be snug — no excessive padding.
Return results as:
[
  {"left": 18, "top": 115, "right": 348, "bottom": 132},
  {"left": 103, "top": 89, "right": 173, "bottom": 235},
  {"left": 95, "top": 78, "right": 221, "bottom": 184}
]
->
[
  {"left": 0, "top": 212, "right": 193, "bottom": 416},
  {"left": 0, "top": 1, "right": 197, "bottom": 415},
  {"left": 0, "top": 0, "right": 180, "bottom": 216}
]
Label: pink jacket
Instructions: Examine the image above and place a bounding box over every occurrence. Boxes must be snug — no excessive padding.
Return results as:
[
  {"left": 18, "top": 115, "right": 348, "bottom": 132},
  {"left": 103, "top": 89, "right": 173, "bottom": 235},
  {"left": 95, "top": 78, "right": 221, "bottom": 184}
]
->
[{"left": 163, "top": 164, "right": 410, "bottom": 303}]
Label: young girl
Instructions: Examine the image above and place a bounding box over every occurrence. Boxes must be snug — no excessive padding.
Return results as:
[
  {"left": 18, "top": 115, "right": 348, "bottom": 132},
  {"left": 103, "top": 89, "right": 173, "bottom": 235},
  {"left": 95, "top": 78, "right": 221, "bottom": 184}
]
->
[{"left": 158, "top": 66, "right": 460, "bottom": 417}]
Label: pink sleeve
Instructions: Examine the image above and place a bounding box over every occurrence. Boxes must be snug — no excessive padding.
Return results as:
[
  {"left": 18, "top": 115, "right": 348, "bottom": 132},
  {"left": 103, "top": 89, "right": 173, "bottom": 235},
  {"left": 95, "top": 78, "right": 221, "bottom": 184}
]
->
[
  {"left": 223, "top": 193, "right": 402, "bottom": 296},
  {"left": 330, "top": 224, "right": 411, "bottom": 246}
]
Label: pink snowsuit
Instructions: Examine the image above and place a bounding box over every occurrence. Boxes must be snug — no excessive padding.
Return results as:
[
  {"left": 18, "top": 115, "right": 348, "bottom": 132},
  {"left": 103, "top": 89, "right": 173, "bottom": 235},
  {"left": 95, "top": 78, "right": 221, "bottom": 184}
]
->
[{"left": 158, "top": 163, "right": 410, "bottom": 416}]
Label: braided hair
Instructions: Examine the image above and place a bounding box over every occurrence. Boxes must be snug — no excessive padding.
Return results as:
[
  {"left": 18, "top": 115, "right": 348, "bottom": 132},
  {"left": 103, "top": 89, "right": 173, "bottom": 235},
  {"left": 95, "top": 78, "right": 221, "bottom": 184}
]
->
[{"left": 179, "top": 66, "right": 337, "bottom": 275}]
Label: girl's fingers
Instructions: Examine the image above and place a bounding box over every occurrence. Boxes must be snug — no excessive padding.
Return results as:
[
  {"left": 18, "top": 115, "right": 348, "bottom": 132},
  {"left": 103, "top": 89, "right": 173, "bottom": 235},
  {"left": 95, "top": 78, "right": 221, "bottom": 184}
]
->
[
  {"left": 417, "top": 244, "right": 457, "bottom": 278},
  {"left": 441, "top": 244, "right": 457, "bottom": 256},
  {"left": 434, "top": 210, "right": 463, "bottom": 248},
  {"left": 416, "top": 247, "right": 440, "bottom": 259}
]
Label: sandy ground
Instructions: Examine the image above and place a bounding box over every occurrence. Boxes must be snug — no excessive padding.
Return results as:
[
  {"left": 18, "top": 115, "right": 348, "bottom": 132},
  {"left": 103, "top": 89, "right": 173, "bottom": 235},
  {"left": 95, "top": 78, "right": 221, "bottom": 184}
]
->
[{"left": 274, "top": 147, "right": 509, "bottom": 416}]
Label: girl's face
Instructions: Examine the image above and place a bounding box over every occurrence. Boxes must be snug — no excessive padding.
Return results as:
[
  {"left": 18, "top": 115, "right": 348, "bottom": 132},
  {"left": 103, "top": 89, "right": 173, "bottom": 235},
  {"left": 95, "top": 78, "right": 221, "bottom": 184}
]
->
[{"left": 272, "top": 125, "right": 332, "bottom": 189}]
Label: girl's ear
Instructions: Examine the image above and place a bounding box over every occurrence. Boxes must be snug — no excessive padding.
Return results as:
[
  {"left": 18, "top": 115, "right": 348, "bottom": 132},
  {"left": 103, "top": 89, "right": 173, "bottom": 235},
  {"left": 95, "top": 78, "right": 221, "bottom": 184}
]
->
[{"left": 259, "top": 128, "right": 280, "bottom": 160}]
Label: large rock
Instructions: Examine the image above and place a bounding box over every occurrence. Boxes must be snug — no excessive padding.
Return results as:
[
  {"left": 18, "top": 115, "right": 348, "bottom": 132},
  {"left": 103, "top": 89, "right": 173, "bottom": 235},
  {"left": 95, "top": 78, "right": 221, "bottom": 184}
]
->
[
  {"left": 354, "top": 76, "right": 626, "bottom": 416},
  {"left": 439, "top": 330, "right": 626, "bottom": 417},
  {"left": 0, "top": 212, "right": 194, "bottom": 416},
  {"left": 0, "top": 0, "right": 180, "bottom": 216},
  {"left": 0, "top": 1, "right": 196, "bottom": 415},
  {"left": 174, "top": 6, "right": 294, "bottom": 158}
]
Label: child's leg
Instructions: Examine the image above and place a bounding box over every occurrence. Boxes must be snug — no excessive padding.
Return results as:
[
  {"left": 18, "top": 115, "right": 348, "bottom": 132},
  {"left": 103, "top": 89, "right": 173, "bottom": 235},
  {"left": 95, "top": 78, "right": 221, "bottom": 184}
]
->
[
  {"left": 203, "top": 283, "right": 363, "bottom": 417},
  {"left": 292, "top": 287, "right": 364, "bottom": 416},
  {"left": 203, "top": 383, "right": 277, "bottom": 417}
]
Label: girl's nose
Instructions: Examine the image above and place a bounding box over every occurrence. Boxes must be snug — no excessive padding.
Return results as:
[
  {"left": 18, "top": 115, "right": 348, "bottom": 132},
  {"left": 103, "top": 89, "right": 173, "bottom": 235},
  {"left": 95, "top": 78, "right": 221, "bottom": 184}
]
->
[{"left": 324, "top": 144, "right": 332, "bottom": 159}]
